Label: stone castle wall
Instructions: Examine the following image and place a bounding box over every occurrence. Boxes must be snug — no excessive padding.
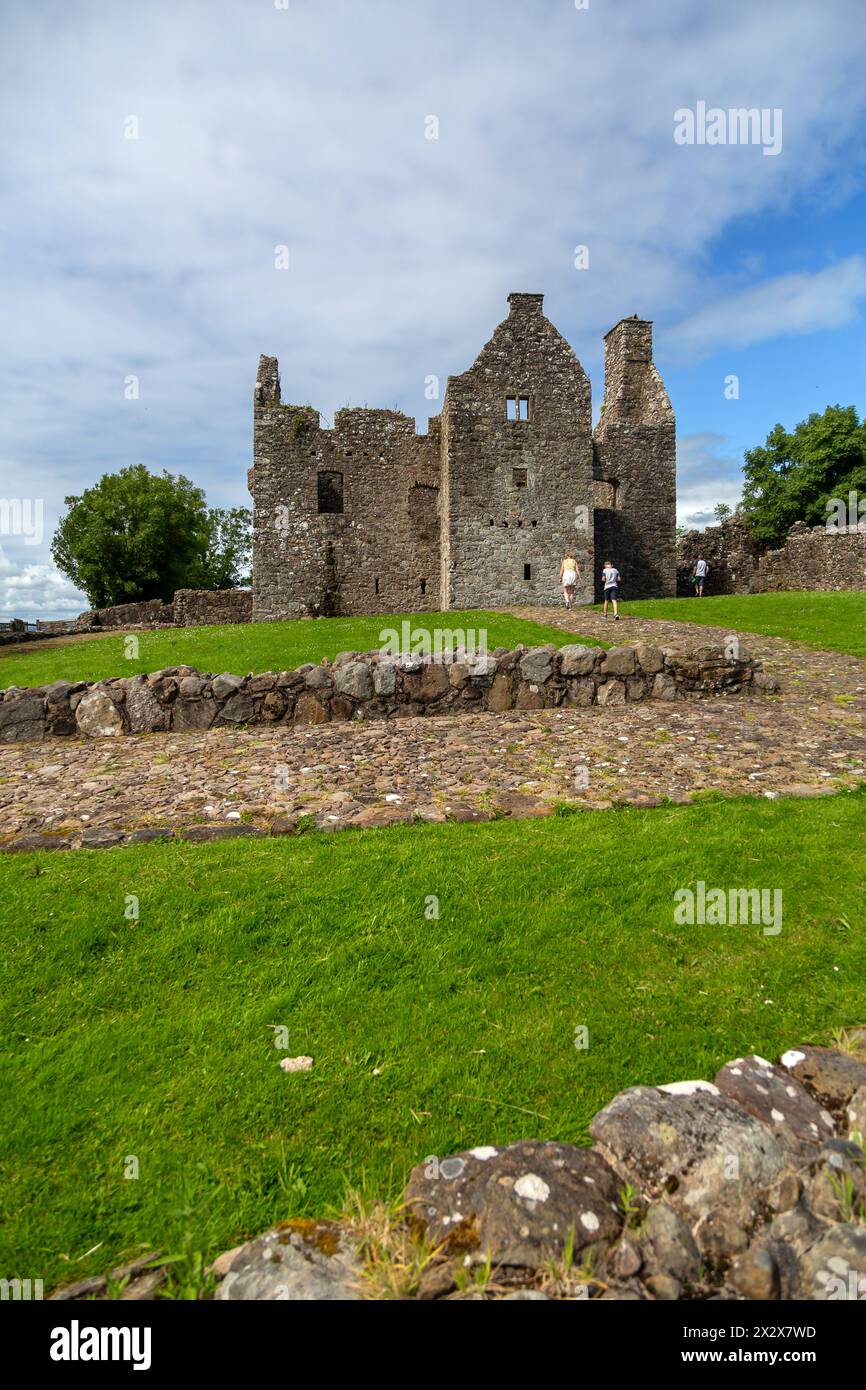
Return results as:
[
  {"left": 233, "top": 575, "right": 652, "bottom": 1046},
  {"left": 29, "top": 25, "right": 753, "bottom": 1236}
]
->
[
  {"left": 251, "top": 294, "right": 676, "bottom": 617},
  {"left": 442, "top": 292, "right": 595, "bottom": 610},
  {"left": 593, "top": 317, "right": 677, "bottom": 601},
  {"left": 0, "top": 640, "right": 767, "bottom": 744},
  {"left": 677, "top": 517, "right": 866, "bottom": 595},
  {"left": 174, "top": 588, "right": 253, "bottom": 627}
]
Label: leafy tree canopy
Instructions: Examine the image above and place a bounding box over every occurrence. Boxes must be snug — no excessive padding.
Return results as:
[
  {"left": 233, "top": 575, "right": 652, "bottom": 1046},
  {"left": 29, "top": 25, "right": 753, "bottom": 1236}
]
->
[
  {"left": 51, "top": 465, "right": 251, "bottom": 608},
  {"left": 741, "top": 405, "right": 866, "bottom": 546}
]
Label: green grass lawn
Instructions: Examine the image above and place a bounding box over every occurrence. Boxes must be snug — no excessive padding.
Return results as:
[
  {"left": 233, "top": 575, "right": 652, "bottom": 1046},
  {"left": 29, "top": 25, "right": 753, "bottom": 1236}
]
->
[
  {"left": 609, "top": 591, "right": 866, "bottom": 659},
  {"left": 0, "top": 610, "right": 602, "bottom": 690},
  {"left": 2, "top": 792, "right": 863, "bottom": 1292}
]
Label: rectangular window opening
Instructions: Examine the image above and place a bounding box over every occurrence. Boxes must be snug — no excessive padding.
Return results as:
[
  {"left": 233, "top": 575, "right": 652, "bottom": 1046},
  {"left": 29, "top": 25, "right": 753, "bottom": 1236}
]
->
[
  {"left": 374, "top": 576, "right": 379, "bottom": 595},
  {"left": 505, "top": 396, "right": 517, "bottom": 421},
  {"left": 317, "top": 470, "right": 344, "bottom": 514},
  {"left": 518, "top": 397, "right": 530, "bottom": 421},
  {"left": 512, "top": 467, "right": 527, "bottom": 488},
  {"left": 523, "top": 563, "right": 531, "bottom": 581},
  {"left": 419, "top": 578, "right": 427, "bottom": 595}
]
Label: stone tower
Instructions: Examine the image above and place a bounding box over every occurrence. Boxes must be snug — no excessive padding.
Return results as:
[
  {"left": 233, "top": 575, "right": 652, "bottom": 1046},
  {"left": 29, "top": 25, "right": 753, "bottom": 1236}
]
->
[
  {"left": 249, "top": 295, "right": 675, "bottom": 618},
  {"left": 592, "top": 317, "right": 676, "bottom": 598}
]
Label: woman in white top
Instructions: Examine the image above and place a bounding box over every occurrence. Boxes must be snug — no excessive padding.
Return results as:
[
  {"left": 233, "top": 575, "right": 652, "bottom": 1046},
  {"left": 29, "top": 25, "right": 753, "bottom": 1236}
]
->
[{"left": 559, "top": 550, "right": 582, "bottom": 610}]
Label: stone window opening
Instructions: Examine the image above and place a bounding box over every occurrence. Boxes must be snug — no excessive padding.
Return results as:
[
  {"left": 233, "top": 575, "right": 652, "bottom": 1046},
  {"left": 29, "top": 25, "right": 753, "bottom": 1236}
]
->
[
  {"left": 531, "top": 519, "right": 538, "bottom": 527},
  {"left": 419, "top": 578, "right": 427, "bottom": 595},
  {"left": 374, "top": 577, "right": 379, "bottom": 595},
  {"left": 523, "top": 563, "right": 532, "bottom": 580},
  {"left": 593, "top": 478, "right": 620, "bottom": 510},
  {"left": 317, "top": 470, "right": 344, "bottom": 514},
  {"left": 512, "top": 467, "right": 528, "bottom": 488},
  {"left": 506, "top": 396, "right": 530, "bottom": 422}
]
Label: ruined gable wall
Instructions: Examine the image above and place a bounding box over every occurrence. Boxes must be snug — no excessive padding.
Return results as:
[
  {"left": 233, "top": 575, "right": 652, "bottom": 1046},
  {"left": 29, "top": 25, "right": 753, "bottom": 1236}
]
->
[
  {"left": 251, "top": 358, "right": 441, "bottom": 619},
  {"left": 593, "top": 319, "right": 676, "bottom": 600},
  {"left": 441, "top": 293, "right": 594, "bottom": 610}
]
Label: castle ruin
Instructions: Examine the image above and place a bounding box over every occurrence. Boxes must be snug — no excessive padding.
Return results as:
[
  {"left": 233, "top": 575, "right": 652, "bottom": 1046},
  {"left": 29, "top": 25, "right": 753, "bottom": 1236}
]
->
[{"left": 249, "top": 293, "right": 675, "bottom": 617}]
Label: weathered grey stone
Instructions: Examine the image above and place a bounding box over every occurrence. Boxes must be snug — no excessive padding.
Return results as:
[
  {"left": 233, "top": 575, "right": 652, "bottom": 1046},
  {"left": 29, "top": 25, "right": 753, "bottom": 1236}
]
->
[
  {"left": 0, "top": 693, "right": 44, "bottom": 742},
  {"left": 374, "top": 660, "right": 397, "bottom": 697},
  {"left": 334, "top": 661, "right": 373, "bottom": 701},
  {"left": 304, "top": 666, "right": 334, "bottom": 691},
  {"left": 559, "top": 644, "right": 597, "bottom": 677},
  {"left": 803, "top": 1140, "right": 866, "bottom": 1223},
  {"left": 780, "top": 1045, "right": 866, "bottom": 1116},
  {"left": 212, "top": 673, "right": 243, "bottom": 700},
  {"left": 635, "top": 641, "right": 664, "bottom": 674},
  {"left": 404, "top": 1140, "right": 622, "bottom": 1269},
  {"left": 589, "top": 1085, "right": 787, "bottom": 1257},
  {"left": 729, "top": 1245, "right": 780, "bottom": 1300},
  {"left": 564, "top": 676, "right": 595, "bottom": 707},
  {"left": 75, "top": 688, "right": 124, "bottom": 738},
  {"left": 519, "top": 647, "right": 555, "bottom": 684},
  {"left": 597, "top": 678, "right": 625, "bottom": 706},
  {"left": 639, "top": 1203, "right": 701, "bottom": 1288},
  {"left": 214, "top": 1223, "right": 361, "bottom": 1301},
  {"left": 715, "top": 1054, "right": 831, "bottom": 1158},
  {"left": 125, "top": 681, "right": 169, "bottom": 734},
  {"left": 652, "top": 672, "right": 678, "bottom": 700},
  {"left": 600, "top": 645, "right": 635, "bottom": 677},
  {"left": 171, "top": 699, "right": 217, "bottom": 731},
  {"left": 219, "top": 692, "right": 257, "bottom": 723}
]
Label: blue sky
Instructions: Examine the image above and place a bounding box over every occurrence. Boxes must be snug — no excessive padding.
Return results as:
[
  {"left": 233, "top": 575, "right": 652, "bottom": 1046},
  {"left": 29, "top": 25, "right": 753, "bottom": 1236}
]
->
[{"left": 1, "top": 0, "right": 865, "bottom": 618}]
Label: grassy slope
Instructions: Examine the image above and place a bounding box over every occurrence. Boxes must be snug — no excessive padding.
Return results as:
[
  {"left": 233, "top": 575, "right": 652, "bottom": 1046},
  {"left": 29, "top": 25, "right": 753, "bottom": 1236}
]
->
[
  {"left": 609, "top": 591, "right": 866, "bottom": 659},
  {"left": 2, "top": 793, "right": 864, "bottom": 1288},
  {"left": 0, "top": 610, "right": 601, "bottom": 690}
]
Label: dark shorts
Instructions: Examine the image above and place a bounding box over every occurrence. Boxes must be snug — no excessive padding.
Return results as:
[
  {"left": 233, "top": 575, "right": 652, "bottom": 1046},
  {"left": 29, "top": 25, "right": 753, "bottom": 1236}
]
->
[{"left": 604, "top": 586, "right": 619, "bottom": 601}]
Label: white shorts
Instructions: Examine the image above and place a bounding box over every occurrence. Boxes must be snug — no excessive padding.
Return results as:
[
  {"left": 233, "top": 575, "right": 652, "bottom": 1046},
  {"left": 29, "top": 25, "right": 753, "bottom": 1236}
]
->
[{"left": 562, "top": 570, "right": 577, "bottom": 587}]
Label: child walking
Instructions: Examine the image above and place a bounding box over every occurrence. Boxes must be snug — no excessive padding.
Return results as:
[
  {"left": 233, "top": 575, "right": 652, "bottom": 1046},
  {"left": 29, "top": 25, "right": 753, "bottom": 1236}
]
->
[{"left": 601, "top": 559, "right": 621, "bottom": 620}]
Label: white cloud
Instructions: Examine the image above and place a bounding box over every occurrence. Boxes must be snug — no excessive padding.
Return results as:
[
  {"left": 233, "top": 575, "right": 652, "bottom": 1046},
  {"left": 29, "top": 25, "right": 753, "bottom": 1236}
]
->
[
  {"left": 676, "top": 433, "right": 744, "bottom": 528},
  {"left": 665, "top": 257, "right": 866, "bottom": 363}
]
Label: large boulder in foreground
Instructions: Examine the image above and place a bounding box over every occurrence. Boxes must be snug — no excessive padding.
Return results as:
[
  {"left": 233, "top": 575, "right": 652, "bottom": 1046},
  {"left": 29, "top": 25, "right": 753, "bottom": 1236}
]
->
[
  {"left": 589, "top": 1083, "right": 788, "bottom": 1259},
  {"left": 404, "top": 1139, "right": 622, "bottom": 1269}
]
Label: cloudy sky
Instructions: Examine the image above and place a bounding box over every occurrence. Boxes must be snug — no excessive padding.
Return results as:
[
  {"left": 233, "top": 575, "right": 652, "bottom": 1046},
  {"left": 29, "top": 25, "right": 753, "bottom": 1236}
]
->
[{"left": 2, "top": 0, "right": 865, "bottom": 618}]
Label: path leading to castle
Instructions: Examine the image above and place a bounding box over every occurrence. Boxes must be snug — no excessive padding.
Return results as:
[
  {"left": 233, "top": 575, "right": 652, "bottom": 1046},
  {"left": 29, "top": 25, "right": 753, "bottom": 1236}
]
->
[{"left": 1, "top": 610, "right": 864, "bottom": 850}]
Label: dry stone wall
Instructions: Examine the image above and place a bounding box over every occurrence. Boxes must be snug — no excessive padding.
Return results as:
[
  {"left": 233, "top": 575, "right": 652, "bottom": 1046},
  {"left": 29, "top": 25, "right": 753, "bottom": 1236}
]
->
[
  {"left": 0, "top": 640, "right": 768, "bottom": 744},
  {"left": 173, "top": 588, "right": 253, "bottom": 626},
  {"left": 677, "top": 517, "right": 866, "bottom": 595}
]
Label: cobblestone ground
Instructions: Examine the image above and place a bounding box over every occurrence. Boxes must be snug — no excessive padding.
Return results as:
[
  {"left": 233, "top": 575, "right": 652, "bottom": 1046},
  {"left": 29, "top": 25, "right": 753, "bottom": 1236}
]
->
[{"left": 1, "top": 609, "right": 864, "bottom": 850}]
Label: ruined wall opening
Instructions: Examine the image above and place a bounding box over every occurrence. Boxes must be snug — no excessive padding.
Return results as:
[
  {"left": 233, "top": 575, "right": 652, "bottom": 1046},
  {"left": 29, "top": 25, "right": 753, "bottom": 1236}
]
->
[
  {"left": 317, "top": 471, "right": 344, "bottom": 514},
  {"left": 593, "top": 478, "right": 619, "bottom": 510}
]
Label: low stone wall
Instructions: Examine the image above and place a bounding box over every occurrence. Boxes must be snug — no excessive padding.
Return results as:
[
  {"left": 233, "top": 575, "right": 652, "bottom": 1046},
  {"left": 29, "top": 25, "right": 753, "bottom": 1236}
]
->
[
  {"left": 173, "top": 588, "right": 253, "bottom": 627},
  {"left": 677, "top": 517, "right": 866, "bottom": 595},
  {"left": 0, "top": 640, "right": 770, "bottom": 743},
  {"left": 73, "top": 598, "right": 174, "bottom": 630},
  {"left": 757, "top": 524, "right": 866, "bottom": 592}
]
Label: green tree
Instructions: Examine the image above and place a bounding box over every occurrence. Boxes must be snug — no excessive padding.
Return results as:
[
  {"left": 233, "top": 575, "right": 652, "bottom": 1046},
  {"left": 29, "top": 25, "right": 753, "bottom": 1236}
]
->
[
  {"left": 52, "top": 465, "right": 212, "bottom": 608},
  {"left": 194, "top": 507, "right": 252, "bottom": 590},
  {"left": 741, "top": 405, "right": 866, "bottom": 546},
  {"left": 713, "top": 502, "right": 732, "bottom": 523}
]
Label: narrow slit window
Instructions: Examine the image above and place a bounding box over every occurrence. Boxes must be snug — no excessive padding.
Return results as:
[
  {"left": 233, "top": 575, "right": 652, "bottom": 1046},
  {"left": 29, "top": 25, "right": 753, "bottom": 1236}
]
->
[
  {"left": 512, "top": 467, "right": 527, "bottom": 488},
  {"left": 518, "top": 397, "right": 530, "bottom": 421},
  {"left": 506, "top": 396, "right": 517, "bottom": 421},
  {"left": 523, "top": 563, "right": 532, "bottom": 580},
  {"left": 374, "top": 576, "right": 379, "bottom": 595},
  {"left": 317, "top": 470, "right": 344, "bottom": 514},
  {"left": 419, "top": 578, "right": 427, "bottom": 595}
]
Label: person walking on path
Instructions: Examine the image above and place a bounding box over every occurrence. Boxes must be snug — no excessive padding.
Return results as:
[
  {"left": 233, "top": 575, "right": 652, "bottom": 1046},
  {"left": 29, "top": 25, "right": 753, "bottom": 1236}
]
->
[
  {"left": 559, "top": 549, "right": 582, "bottom": 609},
  {"left": 693, "top": 555, "right": 709, "bottom": 597},
  {"left": 601, "top": 559, "right": 621, "bottom": 620}
]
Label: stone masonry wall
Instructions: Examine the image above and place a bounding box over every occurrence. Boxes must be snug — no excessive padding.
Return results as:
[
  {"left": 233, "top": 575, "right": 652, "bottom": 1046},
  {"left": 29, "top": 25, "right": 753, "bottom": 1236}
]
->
[
  {"left": 174, "top": 588, "right": 253, "bottom": 627},
  {"left": 0, "top": 640, "right": 767, "bottom": 743},
  {"left": 442, "top": 293, "right": 595, "bottom": 610},
  {"left": 251, "top": 376, "right": 442, "bottom": 620},
  {"left": 676, "top": 517, "right": 866, "bottom": 595},
  {"left": 593, "top": 318, "right": 677, "bottom": 600}
]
